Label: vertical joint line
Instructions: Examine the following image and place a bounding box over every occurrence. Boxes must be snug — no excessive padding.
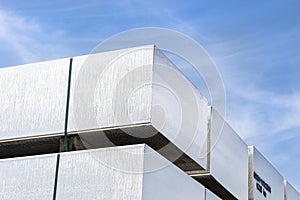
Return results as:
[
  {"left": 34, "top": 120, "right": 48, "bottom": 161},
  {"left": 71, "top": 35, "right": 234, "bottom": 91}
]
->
[
  {"left": 64, "top": 57, "right": 73, "bottom": 152},
  {"left": 52, "top": 154, "right": 61, "bottom": 200},
  {"left": 206, "top": 108, "right": 211, "bottom": 171}
]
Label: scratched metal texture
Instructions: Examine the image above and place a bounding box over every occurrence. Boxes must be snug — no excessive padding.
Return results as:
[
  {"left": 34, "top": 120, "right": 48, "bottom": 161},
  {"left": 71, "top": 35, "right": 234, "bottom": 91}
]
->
[
  {"left": 56, "top": 144, "right": 205, "bottom": 200},
  {"left": 0, "top": 58, "right": 70, "bottom": 140},
  {"left": 67, "top": 45, "right": 209, "bottom": 171},
  {"left": 0, "top": 154, "right": 57, "bottom": 199},
  {"left": 68, "top": 45, "right": 154, "bottom": 132}
]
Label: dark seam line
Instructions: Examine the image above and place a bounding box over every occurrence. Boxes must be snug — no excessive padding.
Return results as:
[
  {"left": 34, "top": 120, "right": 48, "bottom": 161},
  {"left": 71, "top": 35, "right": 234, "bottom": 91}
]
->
[
  {"left": 52, "top": 154, "right": 61, "bottom": 200},
  {"left": 64, "top": 57, "right": 73, "bottom": 152}
]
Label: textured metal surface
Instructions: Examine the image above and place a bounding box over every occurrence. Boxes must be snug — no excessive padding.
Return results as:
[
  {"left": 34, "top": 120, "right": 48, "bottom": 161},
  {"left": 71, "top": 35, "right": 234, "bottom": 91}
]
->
[
  {"left": 142, "top": 145, "right": 205, "bottom": 200},
  {"left": 284, "top": 180, "right": 300, "bottom": 200},
  {"left": 68, "top": 45, "right": 154, "bottom": 132},
  {"left": 152, "top": 47, "right": 208, "bottom": 169},
  {"left": 206, "top": 189, "right": 221, "bottom": 200},
  {"left": 209, "top": 107, "right": 248, "bottom": 199},
  {"left": 0, "top": 154, "right": 57, "bottom": 199},
  {"left": 56, "top": 144, "right": 205, "bottom": 200},
  {"left": 0, "top": 58, "right": 70, "bottom": 140},
  {"left": 67, "top": 45, "right": 208, "bottom": 170},
  {"left": 249, "top": 146, "right": 284, "bottom": 200}
]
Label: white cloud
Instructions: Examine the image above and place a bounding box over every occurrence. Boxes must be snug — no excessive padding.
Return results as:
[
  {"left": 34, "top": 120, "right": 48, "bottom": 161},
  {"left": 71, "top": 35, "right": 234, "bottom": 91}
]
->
[
  {"left": 0, "top": 9, "right": 70, "bottom": 66},
  {"left": 224, "top": 75, "right": 300, "bottom": 140}
]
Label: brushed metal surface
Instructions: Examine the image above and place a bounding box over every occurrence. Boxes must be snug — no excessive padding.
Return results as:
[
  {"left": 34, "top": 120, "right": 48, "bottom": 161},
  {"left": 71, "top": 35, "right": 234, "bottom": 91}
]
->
[
  {"left": 0, "top": 45, "right": 209, "bottom": 172},
  {"left": 206, "top": 188, "right": 221, "bottom": 200},
  {"left": 68, "top": 45, "right": 208, "bottom": 170},
  {"left": 0, "top": 58, "right": 70, "bottom": 140},
  {"left": 68, "top": 45, "right": 154, "bottom": 131},
  {"left": 0, "top": 154, "right": 57, "bottom": 199},
  {"left": 152, "top": 47, "right": 208, "bottom": 169},
  {"left": 284, "top": 180, "right": 300, "bottom": 200},
  {"left": 56, "top": 144, "right": 205, "bottom": 200},
  {"left": 209, "top": 107, "right": 248, "bottom": 199},
  {"left": 249, "top": 146, "right": 284, "bottom": 200}
]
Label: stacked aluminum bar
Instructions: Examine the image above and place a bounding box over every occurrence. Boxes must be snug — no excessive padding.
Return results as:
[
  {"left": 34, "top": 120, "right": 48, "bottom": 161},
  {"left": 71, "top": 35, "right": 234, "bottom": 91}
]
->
[
  {"left": 0, "top": 45, "right": 208, "bottom": 170},
  {"left": 0, "top": 45, "right": 248, "bottom": 199},
  {"left": 0, "top": 45, "right": 299, "bottom": 199}
]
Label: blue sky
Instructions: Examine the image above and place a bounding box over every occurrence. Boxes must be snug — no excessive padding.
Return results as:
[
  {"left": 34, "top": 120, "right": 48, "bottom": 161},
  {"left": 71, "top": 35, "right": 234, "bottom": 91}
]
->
[{"left": 0, "top": 0, "right": 299, "bottom": 190}]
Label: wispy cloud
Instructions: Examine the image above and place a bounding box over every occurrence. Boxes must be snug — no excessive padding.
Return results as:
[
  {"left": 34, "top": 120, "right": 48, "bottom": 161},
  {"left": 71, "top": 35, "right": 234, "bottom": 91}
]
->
[{"left": 0, "top": 8, "right": 70, "bottom": 67}]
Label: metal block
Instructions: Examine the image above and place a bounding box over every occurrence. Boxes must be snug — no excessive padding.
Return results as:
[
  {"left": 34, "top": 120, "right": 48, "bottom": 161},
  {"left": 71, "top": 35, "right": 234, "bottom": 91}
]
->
[
  {"left": 68, "top": 45, "right": 208, "bottom": 171},
  {"left": 284, "top": 181, "right": 300, "bottom": 200},
  {"left": 249, "top": 146, "right": 284, "bottom": 200},
  {"left": 0, "top": 154, "right": 57, "bottom": 199},
  {"left": 0, "top": 45, "right": 208, "bottom": 170},
  {"left": 189, "top": 107, "right": 248, "bottom": 199},
  {"left": 56, "top": 144, "right": 205, "bottom": 200},
  {"left": 0, "top": 58, "right": 70, "bottom": 140}
]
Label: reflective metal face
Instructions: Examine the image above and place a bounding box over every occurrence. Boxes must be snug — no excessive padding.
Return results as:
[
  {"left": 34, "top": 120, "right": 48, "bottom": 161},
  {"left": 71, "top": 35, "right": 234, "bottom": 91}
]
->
[
  {"left": 249, "top": 146, "right": 284, "bottom": 200},
  {"left": 56, "top": 144, "right": 205, "bottom": 200},
  {"left": 0, "top": 58, "right": 70, "bottom": 140},
  {"left": 210, "top": 107, "right": 248, "bottom": 200},
  {"left": 284, "top": 180, "right": 300, "bottom": 200},
  {"left": 0, "top": 154, "right": 57, "bottom": 199}
]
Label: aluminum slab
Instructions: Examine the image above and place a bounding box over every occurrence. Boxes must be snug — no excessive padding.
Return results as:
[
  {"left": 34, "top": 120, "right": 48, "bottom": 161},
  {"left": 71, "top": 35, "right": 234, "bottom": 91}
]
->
[
  {"left": 68, "top": 45, "right": 208, "bottom": 170},
  {"left": 209, "top": 107, "right": 248, "bottom": 199},
  {"left": 189, "top": 107, "right": 248, "bottom": 199},
  {"left": 56, "top": 144, "right": 205, "bottom": 200},
  {"left": 0, "top": 58, "right": 70, "bottom": 140},
  {"left": 0, "top": 45, "right": 208, "bottom": 171},
  {"left": 249, "top": 146, "right": 284, "bottom": 200},
  {"left": 0, "top": 154, "right": 57, "bottom": 199},
  {"left": 284, "top": 181, "right": 300, "bottom": 200}
]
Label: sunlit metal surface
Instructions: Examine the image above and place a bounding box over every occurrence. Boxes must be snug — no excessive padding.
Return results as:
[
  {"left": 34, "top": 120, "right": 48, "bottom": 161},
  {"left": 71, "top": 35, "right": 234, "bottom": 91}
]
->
[
  {"left": 0, "top": 154, "right": 57, "bottom": 199},
  {"left": 248, "top": 146, "right": 284, "bottom": 200},
  {"left": 0, "top": 45, "right": 208, "bottom": 171},
  {"left": 0, "top": 58, "right": 70, "bottom": 140},
  {"left": 284, "top": 180, "right": 300, "bottom": 200},
  {"left": 56, "top": 144, "right": 205, "bottom": 200},
  {"left": 209, "top": 107, "right": 248, "bottom": 199},
  {"left": 68, "top": 45, "right": 208, "bottom": 170}
]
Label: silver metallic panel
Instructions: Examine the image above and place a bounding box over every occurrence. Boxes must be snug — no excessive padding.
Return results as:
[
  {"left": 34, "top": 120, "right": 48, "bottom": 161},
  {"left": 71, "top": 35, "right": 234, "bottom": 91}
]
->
[
  {"left": 205, "top": 189, "right": 221, "bottom": 200},
  {"left": 210, "top": 107, "right": 248, "bottom": 199},
  {"left": 68, "top": 45, "right": 154, "bottom": 132},
  {"left": 68, "top": 45, "right": 208, "bottom": 170},
  {"left": 143, "top": 145, "right": 205, "bottom": 200},
  {"left": 0, "top": 58, "right": 70, "bottom": 140},
  {"left": 56, "top": 145, "right": 144, "bottom": 200},
  {"left": 0, "top": 154, "right": 57, "bottom": 199},
  {"left": 152, "top": 47, "right": 208, "bottom": 169},
  {"left": 284, "top": 180, "right": 300, "bottom": 200},
  {"left": 56, "top": 144, "right": 205, "bottom": 200},
  {"left": 249, "top": 146, "right": 284, "bottom": 200}
]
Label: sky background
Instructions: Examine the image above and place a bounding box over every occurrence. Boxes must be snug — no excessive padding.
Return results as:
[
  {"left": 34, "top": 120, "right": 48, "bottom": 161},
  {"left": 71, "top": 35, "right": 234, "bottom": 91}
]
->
[{"left": 0, "top": 0, "right": 299, "bottom": 191}]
